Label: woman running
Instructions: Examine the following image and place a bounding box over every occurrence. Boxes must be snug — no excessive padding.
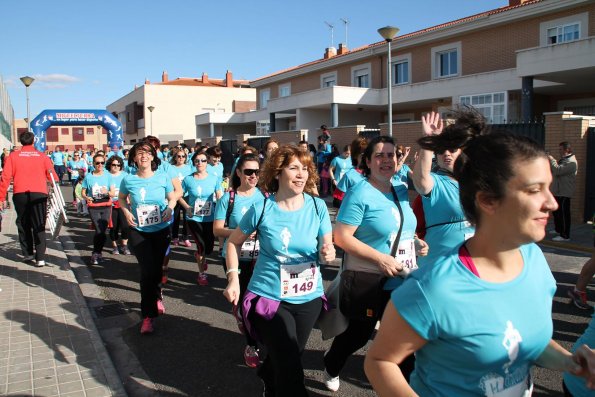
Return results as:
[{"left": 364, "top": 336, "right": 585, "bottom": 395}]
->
[
  {"left": 167, "top": 147, "right": 193, "bottom": 247},
  {"left": 106, "top": 155, "right": 130, "bottom": 255}
]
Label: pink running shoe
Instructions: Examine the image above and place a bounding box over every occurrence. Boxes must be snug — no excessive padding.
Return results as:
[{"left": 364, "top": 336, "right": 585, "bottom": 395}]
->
[
  {"left": 194, "top": 252, "right": 208, "bottom": 271},
  {"left": 183, "top": 239, "right": 192, "bottom": 247},
  {"left": 244, "top": 345, "right": 260, "bottom": 368},
  {"left": 140, "top": 317, "right": 154, "bottom": 334},
  {"left": 171, "top": 238, "right": 179, "bottom": 246},
  {"left": 157, "top": 299, "right": 165, "bottom": 315},
  {"left": 197, "top": 273, "right": 208, "bottom": 286}
]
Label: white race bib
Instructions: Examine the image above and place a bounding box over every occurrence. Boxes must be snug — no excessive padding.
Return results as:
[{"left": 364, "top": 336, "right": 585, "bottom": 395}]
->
[
  {"left": 240, "top": 239, "right": 260, "bottom": 259},
  {"left": 193, "top": 199, "right": 213, "bottom": 216},
  {"left": 280, "top": 261, "right": 318, "bottom": 298},
  {"left": 395, "top": 238, "right": 417, "bottom": 272},
  {"left": 92, "top": 185, "right": 107, "bottom": 199},
  {"left": 71, "top": 170, "right": 79, "bottom": 179},
  {"left": 136, "top": 204, "right": 161, "bottom": 227}
]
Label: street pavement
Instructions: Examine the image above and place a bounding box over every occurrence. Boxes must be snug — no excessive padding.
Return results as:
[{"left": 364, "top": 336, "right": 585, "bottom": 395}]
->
[{"left": 1, "top": 183, "right": 593, "bottom": 396}]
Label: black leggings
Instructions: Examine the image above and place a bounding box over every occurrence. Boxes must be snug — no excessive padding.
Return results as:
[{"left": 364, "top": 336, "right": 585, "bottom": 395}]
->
[
  {"left": 324, "top": 290, "right": 415, "bottom": 381},
  {"left": 128, "top": 227, "right": 171, "bottom": 318},
  {"left": 109, "top": 207, "right": 129, "bottom": 242},
  {"left": 88, "top": 206, "right": 111, "bottom": 254},
  {"left": 13, "top": 192, "right": 48, "bottom": 261},
  {"left": 187, "top": 221, "right": 214, "bottom": 257},
  {"left": 251, "top": 298, "right": 322, "bottom": 397},
  {"left": 171, "top": 203, "right": 188, "bottom": 239},
  {"left": 553, "top": 196, "right": 571, "bottom": 239}
]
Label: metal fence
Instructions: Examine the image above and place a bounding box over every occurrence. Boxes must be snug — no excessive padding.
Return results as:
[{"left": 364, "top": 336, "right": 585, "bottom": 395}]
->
[
  {"left": 585, "top": 127, "right": 595, "bottom": 222},
  {"left": 359, "top": 129, "right": 381, "bottom": 140},
  {"left": 219, "top": 139, "right": 238, "bottom": 175},
  {"left": 490, "top": 121, "right": 545, "bottom": 147}
]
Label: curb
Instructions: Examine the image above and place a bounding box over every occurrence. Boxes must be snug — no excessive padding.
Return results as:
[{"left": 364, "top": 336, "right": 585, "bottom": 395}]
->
[{"left": 539, "top": 240, "right": 593, "bottom": 254}]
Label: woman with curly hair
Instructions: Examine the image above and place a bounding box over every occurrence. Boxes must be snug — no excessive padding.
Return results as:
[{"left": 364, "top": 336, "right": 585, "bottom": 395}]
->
[{"left": 223, "top": 145, "right": 335, "bottom": 397}]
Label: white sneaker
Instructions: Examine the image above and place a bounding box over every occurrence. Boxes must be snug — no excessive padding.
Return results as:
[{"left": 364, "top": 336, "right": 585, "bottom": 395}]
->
[
  {"left": 552, "top": 236, "right": 570, "bottom": 242},
  {"left": 548, "top": 230, "right": 558, "bottom": 235},
  {"left": 35, "top": 260, "right": 45, "bottom": 268},
  {"left": 323, "top": 370, "right": 340, "bottom": 392}
]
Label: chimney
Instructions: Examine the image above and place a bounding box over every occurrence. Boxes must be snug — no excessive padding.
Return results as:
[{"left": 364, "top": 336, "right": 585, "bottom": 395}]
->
[
  {"left": 338, "top": 43, "right": 348, "bottom": 55},
  {"left": 145, "top": 78, "right": 150, "bottom": 85},
  {"left": 201, "top": 72, "right": 209, "bottom": 84},
  {"left": 162, "top": 70, "right": 169, "bottom": 83},
  {"left": 508, "top": 0, "right": 530, "bottom": 6},
  {"left": 324, "top": 47, "right": 337, "bottom": 59},
  {"left": 225, "top": 70, "right": 233, "bottom": 87}
]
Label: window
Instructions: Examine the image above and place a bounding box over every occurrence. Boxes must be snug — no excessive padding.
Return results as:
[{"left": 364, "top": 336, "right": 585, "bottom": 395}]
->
[
  {"left": 547, "top": 23, "right": 580, "bottom": 44},
  {"left": 47, "top": 128, "right": 59, "bottom": 142},
  {"left": 460, "top": 92, "right": 507, "bottom": 124},
  {"left": 86, "top": 127, "right": 94, "bottom": 135},
  {"left": 259, "top": 89, "right": 270, "bottom": 109},
  {"left": 61, "top": 128, "right": 69, "bottom": 135},
  {"left": 256, "top": 120, "right": 270, "bottom": 136},
  {"left": 431, "top": 42, "right": 461, "bottom": 79},
  {"left": 321, "top": 72, "right": 337, "bottom": 88},
  {"left": 352, "top": 64, "right": 371, "bottom": 88},
  {"left": 392, "top": 59, "right": 409, "bottom": 85},
  {"left": 73, "top": 128, "right": 84, "bottom": 142},
  {"left": 279, "top": 83, "right": 291, "bottom": 98}
]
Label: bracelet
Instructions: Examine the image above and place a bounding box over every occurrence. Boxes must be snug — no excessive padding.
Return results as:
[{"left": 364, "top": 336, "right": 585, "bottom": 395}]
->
[{"left": 226, "top": 268, "right": 240, "bottom": 275}]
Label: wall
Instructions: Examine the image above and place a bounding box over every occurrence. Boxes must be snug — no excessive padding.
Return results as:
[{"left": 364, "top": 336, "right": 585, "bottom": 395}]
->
[{"left": 269, "top": 130, "right": 307, "bottom": 146}]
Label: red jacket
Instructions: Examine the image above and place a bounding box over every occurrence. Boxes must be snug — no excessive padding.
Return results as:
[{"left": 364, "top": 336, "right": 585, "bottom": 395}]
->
[{"left": 0, "top": 146, "right": 58, "bottom": 198}]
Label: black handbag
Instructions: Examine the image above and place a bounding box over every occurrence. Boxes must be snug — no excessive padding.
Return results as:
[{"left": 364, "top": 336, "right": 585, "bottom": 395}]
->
[{"left": 339, "top": 185, "right": 404, "bottom": 321}]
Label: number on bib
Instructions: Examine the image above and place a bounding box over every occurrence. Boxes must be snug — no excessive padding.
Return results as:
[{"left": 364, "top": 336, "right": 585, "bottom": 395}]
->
[
  {"left": 280, "top": 261, "right": 319, "bottom": 298},
  {"left": 193, "top": 200, "right": 213, "bottom": 216},
  {"left": 136, "top": 205, "right": 161, "bottom": 227}
]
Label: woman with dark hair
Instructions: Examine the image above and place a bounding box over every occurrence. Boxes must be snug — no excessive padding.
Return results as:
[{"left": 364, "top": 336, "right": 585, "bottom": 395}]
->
[
  {"left": 178, "top": 150, "right": 223, "bottom": 286},
  {"left": 365, "top": 109, "right": 595, "bottom": 396},
  {"left": 82, "top": 153, "right": 115, "bottom": 265},
  {"left": 262, "top": 139, "right": 279, "bottom": 164},
  {"left": 213, "top": 153, "right": 265, "bottom": 368},
  {"left": 223, "top": 145, "right": 335, "bottom": 397},
  {"left": 106, "top": 155, "right": 130, "bottom": 255},
  {"left": 329, "top": 144, "right": 352, "bottom": 193},
  {"left": 168, "top": 147, "right": 193, "bottom": 247},
  {"left": 332, "top": 136, "right": 368, "bottom": 208},
  {"left": 119, "top": 142, "right": 177, "bottom": 334},
  {"left": 322, "top": 135, "right": 426, "bottom": 392},
  {"left": 206, "top": 146, "right": 224, "bottom": 184},
  {"left": 412, "top": 110, "right": 476, "bottom": 267}
]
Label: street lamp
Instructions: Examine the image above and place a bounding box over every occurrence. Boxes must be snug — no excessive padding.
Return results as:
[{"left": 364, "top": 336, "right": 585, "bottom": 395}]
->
[
  {"left": 377, "top": 26, "right": 399, "bottom": 137},
  {"left": 147, "top": 106, "right": 155, "bottom": 135},
  {"left": 20, "top": 76, "right": 35, "bottom": 132}
]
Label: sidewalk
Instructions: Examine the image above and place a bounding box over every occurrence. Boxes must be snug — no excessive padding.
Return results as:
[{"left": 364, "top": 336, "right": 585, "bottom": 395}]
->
[
  {"left": 0, "top": 199, "right": 127, "bottom": 396},
  {"left": 540, "top": 220, "right": 593, "bottom": 254}
]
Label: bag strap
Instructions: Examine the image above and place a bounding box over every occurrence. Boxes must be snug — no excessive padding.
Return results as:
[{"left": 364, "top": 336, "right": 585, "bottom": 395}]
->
[
  {"left": 389, "top": 185, "right": 405, "bottom": 258},
  {"left": 224, "top": 190, "right": 236, "bottom": 228}
]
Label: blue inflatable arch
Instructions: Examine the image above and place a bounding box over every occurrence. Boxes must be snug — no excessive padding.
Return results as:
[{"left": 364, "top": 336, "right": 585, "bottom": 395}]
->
[{"left": 30, "top": 109, "right": 124, "bottom": 152}]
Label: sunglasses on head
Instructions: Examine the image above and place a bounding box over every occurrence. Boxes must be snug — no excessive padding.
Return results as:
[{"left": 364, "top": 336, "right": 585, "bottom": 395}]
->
[
  {"left": 194, "top": 159, "right": 208, "bottom": 164},
  {"left": 242, "top": 169, "right": 260, "bottom": 176},
  {"left": 95, "top": 162, "right": 105, "bottom": 165}
]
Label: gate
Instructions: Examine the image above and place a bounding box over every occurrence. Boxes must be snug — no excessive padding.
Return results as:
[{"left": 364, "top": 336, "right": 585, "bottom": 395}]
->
[
  {"left": 359, "top": 129, "right": 380, "bottom": 140},
  {"left": 585, "top": 127, "right": 595, "bottom": 222},
  {"left": 490, "top": 121, "right": 545, "bottom": 147},
  {"left": 219, "top": 139, "right": 237, "bottom": 175},
  {"left": 247, "top": 136, "right": 271, "bottom": 153}
]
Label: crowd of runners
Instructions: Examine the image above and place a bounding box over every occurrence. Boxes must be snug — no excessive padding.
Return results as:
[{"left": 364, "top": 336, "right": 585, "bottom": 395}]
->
[{"left": 2, "top": 106, "right": 594, "bottom": 397}]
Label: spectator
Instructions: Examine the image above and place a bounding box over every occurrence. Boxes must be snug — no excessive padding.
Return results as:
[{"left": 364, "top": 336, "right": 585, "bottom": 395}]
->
[{"left": 548, "top": 142, "right": 578, "bottom": 242}]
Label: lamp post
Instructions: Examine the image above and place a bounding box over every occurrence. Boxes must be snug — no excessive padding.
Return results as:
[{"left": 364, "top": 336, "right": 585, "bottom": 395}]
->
[
  {"left": 147, "top": 106, "right": 155, "bottom": 135},
  {"left": 377, "top": 26, "right": 399, "bottom": 137},
  {"left": 20, "top": 76, "right": 35, "bottom": 132}
]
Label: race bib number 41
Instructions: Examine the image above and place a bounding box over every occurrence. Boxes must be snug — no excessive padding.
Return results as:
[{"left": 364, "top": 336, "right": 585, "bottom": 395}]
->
[
  {"left": 280, "top": 261, "right": 318, "bottom": 298},
  {"left": 137, "top": 204, "right": 161, "bottom": 227},
  {"left": 395, "top": 238, "right": 417, "bottom": 272}
]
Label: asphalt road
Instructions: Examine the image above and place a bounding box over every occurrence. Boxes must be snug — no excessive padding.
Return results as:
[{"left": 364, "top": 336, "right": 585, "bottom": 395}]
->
[{"left": 57, "top": 185, "right": 593, "bottom": 397}]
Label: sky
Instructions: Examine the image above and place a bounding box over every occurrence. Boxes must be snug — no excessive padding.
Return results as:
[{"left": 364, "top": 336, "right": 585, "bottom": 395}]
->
[{"left": 2, "top": 0, "right": 507, "bottom": 120}]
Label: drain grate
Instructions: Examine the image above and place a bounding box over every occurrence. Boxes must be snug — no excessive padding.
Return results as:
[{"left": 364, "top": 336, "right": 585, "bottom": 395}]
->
[{"left": 93, "top": 303, "right": 130, "bottom": 318}]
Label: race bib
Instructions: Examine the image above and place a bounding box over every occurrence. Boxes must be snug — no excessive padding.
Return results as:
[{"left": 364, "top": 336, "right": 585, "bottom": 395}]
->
[
  {"left": 136, "top": 204, "right": 161, "bottom": 227},
  {"left": 193, "top": 200, "right": 213, "bottom": 217},
  {"left": 71, "top": 170, "right": 79, "bottom": 179},
  {"left": 240, "top": 239, "right": 260, "bottom": 259},
  {"left": 395, "top": 238, "right": 417, "bottom": 271},
  {"left": 92, "top": 185, "right": 107, "bottom": 199},
  {"left": 280, "top": 261, "right": 318, "bottom": 298}
]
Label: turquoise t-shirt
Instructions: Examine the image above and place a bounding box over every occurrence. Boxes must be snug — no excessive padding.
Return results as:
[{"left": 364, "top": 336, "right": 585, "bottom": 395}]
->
[
  {"left": 418, "top": 173, "right": 475, "bottom": 267},
  {"left": 393, "top": 243, "right": 556, "bottom": 397},
  {"left": 182, "top": 173, "right": 222, "bottom": 223},
  {"left": 337, "top": 179, "right": 417, "bottom": 290},
  {"left": 82, "top": 173, "right": 112, "bottom": 201},
  {"left": 119, "top": 172, "right": 173, "bottom": 233},
  {"left": 67, "top": 160, "right": 87, "bottom": 180},
  {"left": 240, "top": 194, "right": 332, "bottom": 304},
  {"left": 108, "top": 172, "right": 126, "bottom": 204},
  {"left": 330, "top": 156, "right": 353, "bottom": 182},
  {"left": 214, "top": 189, "right": 266, "bottom": 258},
  {"left": 336, "top": 167, "right": 364, "bottom": 193},
  {"left": 563, "top": 311, "right": 595, "bottom": 396},
  {"left": 392, "top": 163, "right": 411, "bottom": 188},
  {"left": 51, "top": 151, "right": 65, "bottom": 166},
  {"left": 207, "top": 163, "right": 225, "bottom": 183},
  {"left": 167, "top": 164, "right": 193, "bottom": 185}
]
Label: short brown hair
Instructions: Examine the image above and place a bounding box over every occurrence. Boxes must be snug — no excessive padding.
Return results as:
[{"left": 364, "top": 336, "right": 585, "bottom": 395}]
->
[{"left": 259, "top": 145, "right": 318, "bottom": 194}]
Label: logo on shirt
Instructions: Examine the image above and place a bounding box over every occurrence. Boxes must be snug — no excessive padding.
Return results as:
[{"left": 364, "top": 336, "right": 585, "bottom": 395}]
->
[
  {"left": 280, "top": 227, "right": 292, "bottom": 254},
  {"left": 140, "top": 187, "right": 146, "bottom": 203},
  {"left": 241, "top": 206, "right": 248, "bottom": 216},
  {"left": 502, "top": 321, "right": 522, "bottom": 374},
  {"left": 196, "top": 185, "right": 203, "bottom": 197}
]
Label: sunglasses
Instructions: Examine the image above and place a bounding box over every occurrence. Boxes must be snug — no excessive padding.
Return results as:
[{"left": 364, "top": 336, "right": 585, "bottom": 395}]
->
[
  {"left": 176, "top": 155, "right": 187, "bottom": 158},
  {"left": 242, "top": 169, "right": 260, "bottom": 176},
  {"left": 111, "top": 163, "right": 122, "bottom": 167},
  {"left": 397, "top": 153, "right": 404, "bottom": 158},
  {"left": 194, "top": 159, "right": 208, "bottom": 164},
  {"left": 95, "top": 162, "right": 105, "bottom": 165}
]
